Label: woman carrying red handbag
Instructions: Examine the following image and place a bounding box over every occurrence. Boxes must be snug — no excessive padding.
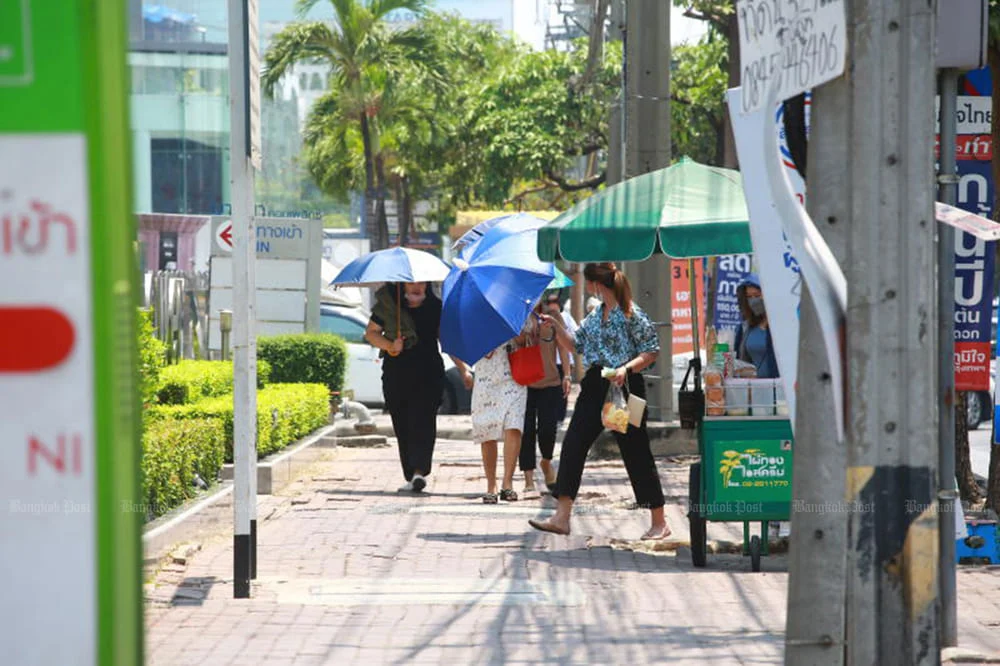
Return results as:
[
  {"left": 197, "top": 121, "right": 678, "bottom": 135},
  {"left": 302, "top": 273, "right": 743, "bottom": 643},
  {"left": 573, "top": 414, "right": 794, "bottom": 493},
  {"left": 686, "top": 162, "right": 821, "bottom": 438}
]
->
[
  {"left": 518, "top": 302, "right": 572, "bottom": 496},
  {"left": 471, "top": 329, "right": 530, "bottom": 504}
]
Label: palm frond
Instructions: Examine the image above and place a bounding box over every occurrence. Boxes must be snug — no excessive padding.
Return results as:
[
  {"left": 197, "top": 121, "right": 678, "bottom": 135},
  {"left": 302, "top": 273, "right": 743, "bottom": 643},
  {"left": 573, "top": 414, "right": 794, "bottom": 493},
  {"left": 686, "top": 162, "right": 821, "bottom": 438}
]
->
[
  {"left": 369, "top": 0, "right": 429, "bottom": 20},
  {"left": 261, "top": 22, "right": 339, "bottom": 97}
]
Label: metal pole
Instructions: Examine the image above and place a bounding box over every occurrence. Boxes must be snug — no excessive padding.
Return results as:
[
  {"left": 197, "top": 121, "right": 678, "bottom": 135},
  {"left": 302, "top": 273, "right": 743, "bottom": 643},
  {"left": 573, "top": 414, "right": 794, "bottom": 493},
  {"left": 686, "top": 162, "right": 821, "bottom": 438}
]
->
[
  {"left": 219, "top": 310, "right": 232, "bottom": 361},
  {"left": 625, "top": 0, "right": 671, "bottom": 420},
  {"left": 842, "top": 2, "right": 939, "bottom": 662},
  {"left": 938, "top": 67, "right": 960, "bottom": 649},
  {"left": 227, "top": 0, "right": 258, "bottom": 599}
]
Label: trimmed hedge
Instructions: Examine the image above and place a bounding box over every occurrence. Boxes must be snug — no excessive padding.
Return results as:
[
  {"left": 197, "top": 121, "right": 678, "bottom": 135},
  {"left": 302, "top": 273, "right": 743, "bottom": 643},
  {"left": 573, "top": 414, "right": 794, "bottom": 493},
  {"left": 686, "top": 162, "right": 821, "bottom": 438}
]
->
[
  {"left": 149, "top": 382, "right": 330, "bottom": 462},
  {"left": 156, "top": 359, "right": 273, "bottom": 405},
  {"left": 138, "top": 309, "right": 167, "bottom": 408},
  {"left": 142, "top": 417, "right": 226, "bottom": 519},
  {"left": 257, "top": 334, "right": 347, "bottom": 394}
]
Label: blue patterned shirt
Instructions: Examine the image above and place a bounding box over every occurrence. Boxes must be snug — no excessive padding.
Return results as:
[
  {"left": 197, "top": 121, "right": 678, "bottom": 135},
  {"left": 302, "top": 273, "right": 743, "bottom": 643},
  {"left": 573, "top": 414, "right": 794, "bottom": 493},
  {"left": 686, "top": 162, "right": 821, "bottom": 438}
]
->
[{"left": 574, "top": 304, "right": 660, "bottom": 369}]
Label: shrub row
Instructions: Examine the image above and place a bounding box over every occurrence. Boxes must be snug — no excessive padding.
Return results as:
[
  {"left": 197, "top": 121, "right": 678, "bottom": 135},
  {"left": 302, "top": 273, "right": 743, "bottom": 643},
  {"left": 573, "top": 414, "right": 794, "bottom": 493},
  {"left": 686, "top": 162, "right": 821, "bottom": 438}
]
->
[
  {"left": 142, "top": 417, "right": 226, "bottom": 519},
  {"left": 149, "top": 382, "right": 330, "bottom": 462},
  {"left": 258, "top": 334, "right": 347, "bottom": 393},
  {"left": 156, "top": 359, "right": 273, "bottom": 406}
]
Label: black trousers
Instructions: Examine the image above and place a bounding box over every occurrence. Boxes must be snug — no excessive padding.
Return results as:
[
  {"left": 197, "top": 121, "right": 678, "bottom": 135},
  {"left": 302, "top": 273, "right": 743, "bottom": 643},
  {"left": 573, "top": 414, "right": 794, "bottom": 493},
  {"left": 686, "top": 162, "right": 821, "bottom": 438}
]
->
[
  {"left": 519, "top": 384, "right": 564, "bottom": 471},
  {"left": 554, "top": 366, "right": 664, "bottom": 509},
  {"left": 383, "top": 369, "right": 441, "bottom": 481}
]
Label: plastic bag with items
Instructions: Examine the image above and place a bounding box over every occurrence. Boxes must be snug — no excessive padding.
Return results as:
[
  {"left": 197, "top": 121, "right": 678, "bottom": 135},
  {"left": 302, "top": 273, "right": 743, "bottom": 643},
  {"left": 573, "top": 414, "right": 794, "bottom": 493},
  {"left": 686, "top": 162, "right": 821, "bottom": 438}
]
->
[{"left": 602, "top": 382, "right": 630, "bottom": 434}]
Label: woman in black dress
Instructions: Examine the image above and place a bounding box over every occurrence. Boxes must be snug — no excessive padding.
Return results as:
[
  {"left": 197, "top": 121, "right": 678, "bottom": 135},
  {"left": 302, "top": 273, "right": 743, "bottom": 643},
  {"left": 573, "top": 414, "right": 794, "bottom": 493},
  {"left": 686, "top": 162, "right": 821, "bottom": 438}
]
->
[{"left": 365, "top": 282, "right": 472, "bottom": 492}]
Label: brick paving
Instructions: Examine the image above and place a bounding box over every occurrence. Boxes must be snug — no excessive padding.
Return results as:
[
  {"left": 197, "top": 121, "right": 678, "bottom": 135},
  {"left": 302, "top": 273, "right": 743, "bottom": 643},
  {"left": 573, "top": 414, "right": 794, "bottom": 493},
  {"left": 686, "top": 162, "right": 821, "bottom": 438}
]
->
[{"left": 145, "top": 429, "right": 1000, "bottom": 665}]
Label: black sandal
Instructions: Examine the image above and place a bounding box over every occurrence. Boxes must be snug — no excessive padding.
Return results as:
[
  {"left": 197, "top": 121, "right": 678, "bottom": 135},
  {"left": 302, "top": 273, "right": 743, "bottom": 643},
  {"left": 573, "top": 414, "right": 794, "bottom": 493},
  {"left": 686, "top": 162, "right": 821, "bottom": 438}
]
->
[
  {"left": 482, "top": 493, "right": 498, "bottom": 504},
  {"left": 499, "top": 488, "right": 518, "bottom": 502}
]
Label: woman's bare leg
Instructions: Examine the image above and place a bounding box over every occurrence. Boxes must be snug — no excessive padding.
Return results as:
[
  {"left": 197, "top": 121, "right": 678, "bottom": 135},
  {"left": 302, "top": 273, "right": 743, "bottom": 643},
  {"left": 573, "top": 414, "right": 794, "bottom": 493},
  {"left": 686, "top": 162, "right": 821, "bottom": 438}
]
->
[
  {"left": 501, "top": 428, "right": 521, "bottom": 491},
  {"left": 481, "top": 441, "right": 498, "bottom": 495}
]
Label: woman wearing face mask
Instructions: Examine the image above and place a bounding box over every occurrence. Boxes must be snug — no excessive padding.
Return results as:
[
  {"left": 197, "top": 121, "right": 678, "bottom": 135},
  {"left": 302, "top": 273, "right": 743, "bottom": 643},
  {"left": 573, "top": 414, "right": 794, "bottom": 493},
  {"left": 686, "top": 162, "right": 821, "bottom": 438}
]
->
[
  {"left": 734, "top": 274, "right": 779, "bottom": 379},
  {"left": 528, "top": 262, "right": 669, "bottom": 539},
  {"left": 365, "top": 282, "right": 473, "bottom": 493}
]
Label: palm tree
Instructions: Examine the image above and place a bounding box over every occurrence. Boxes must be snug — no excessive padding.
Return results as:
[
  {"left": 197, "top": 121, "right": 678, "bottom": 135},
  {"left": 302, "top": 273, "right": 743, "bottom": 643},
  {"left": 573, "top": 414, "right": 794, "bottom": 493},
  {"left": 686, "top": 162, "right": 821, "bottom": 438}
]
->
[{"left": 262, "top": 0, "right": 432, "bottom": 249}]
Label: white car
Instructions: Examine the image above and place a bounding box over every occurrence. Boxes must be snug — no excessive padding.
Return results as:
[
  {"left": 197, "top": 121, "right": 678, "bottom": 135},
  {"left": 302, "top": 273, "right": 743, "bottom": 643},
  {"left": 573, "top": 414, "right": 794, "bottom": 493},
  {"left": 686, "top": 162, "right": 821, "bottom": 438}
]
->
[{"left": 319, "top": 302, "right": 473, "bottom": 413}]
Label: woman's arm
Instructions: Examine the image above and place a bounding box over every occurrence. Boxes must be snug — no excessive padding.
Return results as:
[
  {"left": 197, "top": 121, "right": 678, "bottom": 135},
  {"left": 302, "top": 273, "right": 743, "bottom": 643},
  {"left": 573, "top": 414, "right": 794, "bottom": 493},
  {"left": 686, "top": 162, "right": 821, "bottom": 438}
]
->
[
  {"left": 448, "top": 355, "right": 474, "bottom": 389},
  {"left": 611, "top": 351, "right": 659, "bottom": 387},
  {"left": 538, "top": 313, "right": 575, "bottom": 354},
  {"left": 365, "top": 320, "right": 403, "bottom": 355}
]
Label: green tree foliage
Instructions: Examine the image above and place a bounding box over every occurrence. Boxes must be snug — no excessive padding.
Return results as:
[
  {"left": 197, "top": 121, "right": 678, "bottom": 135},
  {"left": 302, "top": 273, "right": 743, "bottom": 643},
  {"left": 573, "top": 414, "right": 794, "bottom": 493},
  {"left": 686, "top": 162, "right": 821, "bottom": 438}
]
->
[
  {"left": 461, "top": 39, "right": 622, "bottom": 208},
  {"left": 671, "top": 36, "right": 728, "bottom": 165},
  {"left": 262, "top": 0, "right": 435, "bottom": 249}
]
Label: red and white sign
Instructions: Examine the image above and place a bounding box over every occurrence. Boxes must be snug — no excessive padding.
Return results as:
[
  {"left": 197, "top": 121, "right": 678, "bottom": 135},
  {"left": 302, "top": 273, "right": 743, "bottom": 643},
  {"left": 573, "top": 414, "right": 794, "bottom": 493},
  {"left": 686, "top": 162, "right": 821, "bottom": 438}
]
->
[
  {"left": 0, "top": 135, "right": 96, "bottom": 660},
  {"left": 936, "top": 201, "right": 1000, "bottom": 242},
  {"left": 215, "top": 220, "right": 233, "bottom": 252},
  {"left": 671, "top": 259, "right": 706, "bottom": 356}
]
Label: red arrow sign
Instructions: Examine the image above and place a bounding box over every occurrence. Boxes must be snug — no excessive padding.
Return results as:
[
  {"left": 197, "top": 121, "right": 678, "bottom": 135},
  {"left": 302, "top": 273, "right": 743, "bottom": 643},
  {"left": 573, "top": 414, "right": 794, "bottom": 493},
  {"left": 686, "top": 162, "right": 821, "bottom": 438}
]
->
[
  {"left": 0, "top": 307, "right": 75, "bottom": 372},
  {"left": 218, "top": 223, "right": 233, "bottom": 248}
]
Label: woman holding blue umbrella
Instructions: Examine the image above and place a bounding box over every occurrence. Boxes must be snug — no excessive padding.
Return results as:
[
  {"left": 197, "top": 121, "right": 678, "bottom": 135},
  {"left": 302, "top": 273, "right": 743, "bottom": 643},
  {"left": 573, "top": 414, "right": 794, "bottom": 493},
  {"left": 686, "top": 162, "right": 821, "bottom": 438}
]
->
[{"left": 332, "top": 246, "right": 473, "bottom": 494}]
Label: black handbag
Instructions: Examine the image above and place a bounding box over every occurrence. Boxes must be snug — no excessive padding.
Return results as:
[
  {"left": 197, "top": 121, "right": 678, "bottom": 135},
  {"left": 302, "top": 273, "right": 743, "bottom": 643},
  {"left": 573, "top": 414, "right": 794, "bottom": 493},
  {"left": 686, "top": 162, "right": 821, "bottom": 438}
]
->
[{"left": 677, "top": 357, "right": 704, "bottom": 430}]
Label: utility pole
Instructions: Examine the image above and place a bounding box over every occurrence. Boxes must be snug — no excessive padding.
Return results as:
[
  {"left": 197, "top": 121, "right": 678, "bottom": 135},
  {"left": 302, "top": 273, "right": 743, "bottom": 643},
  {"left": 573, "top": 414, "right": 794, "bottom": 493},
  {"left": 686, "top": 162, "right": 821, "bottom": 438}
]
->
[
  {"left": 607, "top": 0, "right": 625, "bottom": 188},
  {"left": 783, "top": 77, "right": 850, "bottom": 666},
  {"left": 228, "top": 0, "right": 260, "bottom": 599},
  {"left": 623, "top": 0, "right": 671, "bottom": 420},
  {"left": 937, "top": 67, "right": 959, "bottom": 649},
  {"left": 839, "top": 3, "right": 940, "bottom": 662}
]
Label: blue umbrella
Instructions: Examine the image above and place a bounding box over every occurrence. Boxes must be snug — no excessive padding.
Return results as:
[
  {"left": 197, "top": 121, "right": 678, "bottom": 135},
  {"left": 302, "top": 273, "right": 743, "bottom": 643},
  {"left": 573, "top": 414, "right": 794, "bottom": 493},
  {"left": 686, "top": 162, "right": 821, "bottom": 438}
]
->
[
  {"left": 441, "top": 217, "right": 556, "bottom": 365},
  {"left": 450, "top": 214, "right": 513, "bottom": 253},
  {"left": 329, "top": 247, "right": 450, "bottom": 287},
  {"left": 549, "top": 266, "right": 575, "bottom": 289}
]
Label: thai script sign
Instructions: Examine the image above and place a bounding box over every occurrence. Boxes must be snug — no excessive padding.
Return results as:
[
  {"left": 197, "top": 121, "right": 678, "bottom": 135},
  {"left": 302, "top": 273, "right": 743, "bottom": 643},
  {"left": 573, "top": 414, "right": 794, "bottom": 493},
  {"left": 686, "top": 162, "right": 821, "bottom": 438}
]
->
[{"left": 736, "top": 0, "right": 846, "bottom": 113}]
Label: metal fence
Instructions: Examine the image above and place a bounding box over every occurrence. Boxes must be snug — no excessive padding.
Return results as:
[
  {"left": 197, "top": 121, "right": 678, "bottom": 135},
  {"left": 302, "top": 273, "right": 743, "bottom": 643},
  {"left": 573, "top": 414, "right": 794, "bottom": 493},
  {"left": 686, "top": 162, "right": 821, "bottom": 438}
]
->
[{"left": 143, "top": 270, "right": 210, "bottom": 362}]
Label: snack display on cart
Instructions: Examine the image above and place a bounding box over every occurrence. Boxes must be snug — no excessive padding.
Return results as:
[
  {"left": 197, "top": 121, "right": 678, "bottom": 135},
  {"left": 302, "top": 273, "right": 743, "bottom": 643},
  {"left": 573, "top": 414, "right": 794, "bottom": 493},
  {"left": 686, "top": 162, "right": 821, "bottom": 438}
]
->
[{"left": 702, "top": 353, "right": 787, "bottom": 417}]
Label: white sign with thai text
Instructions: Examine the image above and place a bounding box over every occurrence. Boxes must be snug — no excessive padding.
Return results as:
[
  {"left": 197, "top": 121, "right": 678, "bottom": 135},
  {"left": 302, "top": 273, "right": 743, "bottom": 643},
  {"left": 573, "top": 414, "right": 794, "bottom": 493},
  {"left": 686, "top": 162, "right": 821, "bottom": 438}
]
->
[{"left": 736, "top": 0, "right": 846, "bottom": 114}]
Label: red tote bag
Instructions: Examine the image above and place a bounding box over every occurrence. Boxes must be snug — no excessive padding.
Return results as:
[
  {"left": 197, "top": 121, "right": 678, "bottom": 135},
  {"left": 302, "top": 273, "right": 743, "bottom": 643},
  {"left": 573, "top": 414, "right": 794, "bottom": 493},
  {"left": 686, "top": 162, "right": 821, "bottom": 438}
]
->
[{"left": 507, "top": 344, "right": 546, "bottom": 386}]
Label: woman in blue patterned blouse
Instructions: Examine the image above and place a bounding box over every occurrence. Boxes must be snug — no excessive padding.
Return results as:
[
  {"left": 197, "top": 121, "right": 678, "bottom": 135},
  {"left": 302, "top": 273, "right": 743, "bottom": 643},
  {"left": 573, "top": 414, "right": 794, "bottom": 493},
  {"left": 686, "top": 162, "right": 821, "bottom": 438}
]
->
[{"left": 529, "top": 262, "right": 669, "bottom": 539}]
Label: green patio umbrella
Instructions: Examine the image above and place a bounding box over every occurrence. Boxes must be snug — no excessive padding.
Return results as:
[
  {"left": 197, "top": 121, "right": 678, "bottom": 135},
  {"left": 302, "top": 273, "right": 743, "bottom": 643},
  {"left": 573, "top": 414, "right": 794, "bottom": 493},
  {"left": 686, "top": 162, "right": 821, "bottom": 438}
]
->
[{"left": 536, "top": 157, "right": 753, "bottom": 262}]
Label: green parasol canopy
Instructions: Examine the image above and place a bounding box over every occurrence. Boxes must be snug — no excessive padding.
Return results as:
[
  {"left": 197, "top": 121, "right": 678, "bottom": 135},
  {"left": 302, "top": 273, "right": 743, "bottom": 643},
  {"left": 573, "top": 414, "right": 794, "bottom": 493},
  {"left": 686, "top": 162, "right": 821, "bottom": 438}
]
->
[{"left": 536, "top": 157, "right": 753, "bottom": 262}]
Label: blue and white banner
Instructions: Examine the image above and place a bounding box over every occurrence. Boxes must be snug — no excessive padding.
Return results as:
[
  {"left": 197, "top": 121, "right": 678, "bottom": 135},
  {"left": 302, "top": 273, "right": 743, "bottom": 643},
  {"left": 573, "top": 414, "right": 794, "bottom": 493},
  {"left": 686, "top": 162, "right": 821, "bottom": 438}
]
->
[{"left": 713, "top": 254, "right": 753, "bottom": 337}]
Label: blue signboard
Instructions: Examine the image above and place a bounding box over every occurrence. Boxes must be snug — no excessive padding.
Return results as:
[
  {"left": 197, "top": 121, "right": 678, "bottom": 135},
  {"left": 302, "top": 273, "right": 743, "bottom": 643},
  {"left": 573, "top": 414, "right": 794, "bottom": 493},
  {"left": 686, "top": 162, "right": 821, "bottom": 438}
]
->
[{"left": 713, "top": 254, "right": 753, "bottom": 336}]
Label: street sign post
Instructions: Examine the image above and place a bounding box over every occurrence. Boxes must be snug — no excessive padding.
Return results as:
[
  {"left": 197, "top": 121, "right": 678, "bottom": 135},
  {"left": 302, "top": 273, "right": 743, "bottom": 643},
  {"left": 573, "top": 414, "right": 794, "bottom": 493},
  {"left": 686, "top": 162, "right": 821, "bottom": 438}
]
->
[{"left": 0, "top": 1, "right": 141, "bottom": 664}]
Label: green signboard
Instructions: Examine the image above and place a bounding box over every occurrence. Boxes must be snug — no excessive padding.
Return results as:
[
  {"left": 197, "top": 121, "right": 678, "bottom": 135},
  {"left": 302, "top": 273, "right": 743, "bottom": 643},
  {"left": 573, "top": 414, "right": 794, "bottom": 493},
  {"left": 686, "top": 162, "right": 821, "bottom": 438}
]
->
[
  {"left": 713, "top": 438, "right": 794, "bottom": 504},
  {"left": 0, "top": 2, "right": 141, "bottom": 664}
]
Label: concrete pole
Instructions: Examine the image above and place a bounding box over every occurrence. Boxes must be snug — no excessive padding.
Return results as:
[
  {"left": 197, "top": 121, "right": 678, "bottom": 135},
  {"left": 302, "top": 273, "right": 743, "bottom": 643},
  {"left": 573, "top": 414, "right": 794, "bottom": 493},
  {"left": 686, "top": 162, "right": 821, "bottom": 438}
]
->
[
  {"left": 783, "top": 80, "right": 850, "bottom": 666},
  {"left": 937, "top": 67, "right": 960, "bottom": 649},
  {"left": 841, "top": 3, "right": 939, "bottom": 662},
  {"left": 606, "top": 0, "right": 625, "bottom": 188},
  {"left": 228, "top": 0, "right": 259, "bottom": 599},
  {"left": 624, "top": 0, "right": 671, "bottom": 420}
]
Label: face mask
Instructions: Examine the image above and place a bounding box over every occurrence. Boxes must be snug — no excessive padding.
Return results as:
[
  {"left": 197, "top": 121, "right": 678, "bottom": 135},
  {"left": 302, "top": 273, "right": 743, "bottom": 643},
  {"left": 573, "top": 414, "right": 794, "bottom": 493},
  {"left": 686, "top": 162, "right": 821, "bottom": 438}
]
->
[
  {"left": 404, "top": 291, "right": 426, "bottom": 306},
  {"left": 748, "top": 296, "right": 766, "bottom": 317}
]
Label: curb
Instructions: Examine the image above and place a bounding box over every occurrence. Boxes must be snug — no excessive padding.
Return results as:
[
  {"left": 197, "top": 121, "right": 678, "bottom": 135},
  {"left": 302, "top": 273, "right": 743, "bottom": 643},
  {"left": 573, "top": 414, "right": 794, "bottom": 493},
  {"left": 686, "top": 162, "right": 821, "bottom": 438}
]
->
[
  {"left": 142, "top": 481, "right": 234, "bottom": 571},
  {"left": 221, "top": 425, "right": 337, "bottom": 493},
  {"left": 943, "top": 647, "right": 1000, "bottom": 664}
]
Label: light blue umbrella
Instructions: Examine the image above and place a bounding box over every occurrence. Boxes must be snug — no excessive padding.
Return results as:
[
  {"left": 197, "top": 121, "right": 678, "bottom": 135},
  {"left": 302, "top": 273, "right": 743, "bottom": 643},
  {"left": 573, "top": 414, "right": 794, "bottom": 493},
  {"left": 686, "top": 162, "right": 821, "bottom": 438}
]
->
[
  {"left": 441, "top": 217, "right": 555, "bottom": 365},
  {"left": 329, "top": 246, "right": 450, "bottom": 287},
  {"left": 549, "top": 266, "right": 575, "bottom": 289}
]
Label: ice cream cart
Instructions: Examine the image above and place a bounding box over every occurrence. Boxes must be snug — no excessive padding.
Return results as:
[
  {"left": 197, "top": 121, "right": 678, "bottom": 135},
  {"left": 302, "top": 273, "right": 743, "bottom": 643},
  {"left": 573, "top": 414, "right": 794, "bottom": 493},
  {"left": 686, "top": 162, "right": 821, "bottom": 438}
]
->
[{"left": 537, "top": 157, "right": 794, "bottom": 572}]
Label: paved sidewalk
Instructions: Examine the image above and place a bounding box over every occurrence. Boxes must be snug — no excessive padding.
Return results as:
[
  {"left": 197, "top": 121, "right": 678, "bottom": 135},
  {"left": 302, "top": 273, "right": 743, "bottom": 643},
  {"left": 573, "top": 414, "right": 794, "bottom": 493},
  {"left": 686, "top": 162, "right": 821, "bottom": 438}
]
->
[{"left": 145, "top": 434, "right": 1000, "bottom": 665}]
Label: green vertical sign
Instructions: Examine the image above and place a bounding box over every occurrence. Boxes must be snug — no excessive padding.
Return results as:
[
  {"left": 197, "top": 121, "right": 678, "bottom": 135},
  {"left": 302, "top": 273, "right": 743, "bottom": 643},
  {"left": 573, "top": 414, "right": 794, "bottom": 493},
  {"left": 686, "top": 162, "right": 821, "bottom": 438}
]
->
[
  {"left": 0, "top": 0, "right": 32, "bottom": 84},
  {"left": 0, "top": 1, "right": 142, "bottom": 665}
]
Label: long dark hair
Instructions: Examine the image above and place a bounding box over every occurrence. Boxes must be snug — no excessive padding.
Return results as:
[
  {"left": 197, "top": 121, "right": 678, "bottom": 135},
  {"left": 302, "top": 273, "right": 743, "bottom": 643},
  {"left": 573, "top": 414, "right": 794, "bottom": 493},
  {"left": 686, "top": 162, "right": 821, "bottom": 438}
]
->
[
  {"left": 736, "top": 284, "right": 765, "bottom": 328},
  {"left": 583, "top": 262, "right": 633, "bottom": 317}
]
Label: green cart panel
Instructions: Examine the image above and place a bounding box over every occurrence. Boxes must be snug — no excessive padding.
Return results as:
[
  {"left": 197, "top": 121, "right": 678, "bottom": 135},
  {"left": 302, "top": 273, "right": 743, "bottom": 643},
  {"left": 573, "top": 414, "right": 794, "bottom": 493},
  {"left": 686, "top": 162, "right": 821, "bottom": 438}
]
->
[{"left": 699, "top": 418, "right": 794, "bottom": 522}]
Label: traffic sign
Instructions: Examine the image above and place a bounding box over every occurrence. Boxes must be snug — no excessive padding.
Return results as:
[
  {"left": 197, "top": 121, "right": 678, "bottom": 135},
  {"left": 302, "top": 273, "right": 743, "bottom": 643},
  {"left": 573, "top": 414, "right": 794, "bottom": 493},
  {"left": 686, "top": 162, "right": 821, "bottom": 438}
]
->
[
  {"left": 0, "top": 2, "right": 141, "bottom": 664},
  {"left": 216, "top": 220, "right": 234, "bottom": 251}
]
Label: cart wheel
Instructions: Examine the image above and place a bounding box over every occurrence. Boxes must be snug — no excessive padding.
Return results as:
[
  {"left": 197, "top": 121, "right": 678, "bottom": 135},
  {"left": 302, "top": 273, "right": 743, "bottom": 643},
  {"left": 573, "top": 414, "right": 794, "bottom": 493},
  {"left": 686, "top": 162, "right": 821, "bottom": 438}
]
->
[
  {"left": 749, "top": 535, "right": 762, "bottom": 572},
  {"left": 688, "top": 463, "right": 707, "bottom": 568}
]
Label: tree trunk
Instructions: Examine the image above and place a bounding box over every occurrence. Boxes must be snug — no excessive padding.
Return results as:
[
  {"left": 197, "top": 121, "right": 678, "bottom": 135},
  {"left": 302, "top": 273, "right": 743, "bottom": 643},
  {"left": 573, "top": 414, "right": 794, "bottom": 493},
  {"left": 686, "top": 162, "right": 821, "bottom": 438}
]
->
[
  {"left": 956, "top": 392, "right": 983, "bottom": 503},
  {"left": 374, "top": 153, "right": 390, "bottom": 250},
  {"left": 359, "top": 113, "right": 380, "bottom": 244},
  {"left": 400, "top": 177, "right": 413, "bottom": 248},
  {"left": 722, "top": 13, "right": 741, "bottom": 169}
]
